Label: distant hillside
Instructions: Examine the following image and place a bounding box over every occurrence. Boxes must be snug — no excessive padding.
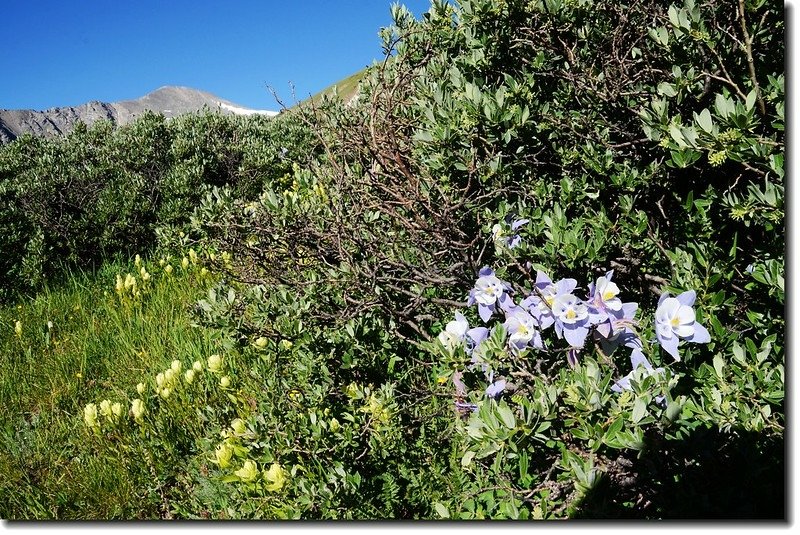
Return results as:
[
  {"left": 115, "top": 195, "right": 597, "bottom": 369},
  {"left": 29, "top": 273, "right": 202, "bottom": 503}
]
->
[
  {"left": 0, "top": 86, "right": 278, "bottom": 143},
  {"left": 298, "top": 67, "right": 368, "bottom": 108}
]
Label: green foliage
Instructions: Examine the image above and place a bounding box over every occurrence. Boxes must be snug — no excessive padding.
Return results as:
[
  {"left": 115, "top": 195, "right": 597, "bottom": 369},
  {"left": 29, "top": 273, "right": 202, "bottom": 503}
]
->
[
  {"left": 0, "top": 110, "right": 314, "bottom": 301},
  {"left": 0, "top": 0, "right": 784, "bottom": 520}
]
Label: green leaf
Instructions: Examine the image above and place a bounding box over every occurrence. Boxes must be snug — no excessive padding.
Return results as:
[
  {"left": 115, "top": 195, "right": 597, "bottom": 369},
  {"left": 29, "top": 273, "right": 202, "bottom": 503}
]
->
[
  {"left": 631, "top": 398, "right": 648, "bottom": 424},
  {"left": 497, "top": 403, "right": 516, "bottom": 429},
  {"left": 433, "top": 502, "right": 450, "bottom": 519},
  {"left": 745, "top": 89, "right": 757, "bottom": 111},
  {"left": 695, "top": 108, "right": 713, "bottom": 133},
  {"left": 713, "top": 354, "right": 726, "bottom": 378},
  {"left": 658, "top": 82, "right": 677, "bottom": 97},
  {"left": 461, "top": 450, "right": 476, "bottom": 467}
]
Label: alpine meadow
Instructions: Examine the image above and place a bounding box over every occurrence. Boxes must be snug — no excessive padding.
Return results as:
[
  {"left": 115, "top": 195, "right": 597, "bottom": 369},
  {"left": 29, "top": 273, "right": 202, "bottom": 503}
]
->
[{"left": 0, "top": 0, "right": 785, "bottom": 520}]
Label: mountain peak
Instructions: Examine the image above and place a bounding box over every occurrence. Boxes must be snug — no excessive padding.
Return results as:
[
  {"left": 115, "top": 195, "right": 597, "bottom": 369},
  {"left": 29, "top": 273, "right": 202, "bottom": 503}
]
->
[{"left": 0, "top": 87, "right": 278, "bottom": 143}]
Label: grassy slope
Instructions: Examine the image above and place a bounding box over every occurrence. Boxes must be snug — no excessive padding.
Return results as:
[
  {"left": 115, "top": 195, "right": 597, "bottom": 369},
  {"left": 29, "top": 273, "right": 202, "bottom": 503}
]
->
[
  {"left": 0, "top": 257, "right": 218, "bottom": 519},
  {"left": 296, "top": 66, "right": 369, "bottom": 108}
]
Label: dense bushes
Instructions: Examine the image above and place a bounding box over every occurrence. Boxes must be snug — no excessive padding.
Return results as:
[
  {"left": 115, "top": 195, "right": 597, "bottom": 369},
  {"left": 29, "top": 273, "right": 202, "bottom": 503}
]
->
[
  {"left": 0, "top": 110, "right": 315, "bottom": 301},
  {"left": 1, "top": 0, "right": 784, "bottom": 519}
]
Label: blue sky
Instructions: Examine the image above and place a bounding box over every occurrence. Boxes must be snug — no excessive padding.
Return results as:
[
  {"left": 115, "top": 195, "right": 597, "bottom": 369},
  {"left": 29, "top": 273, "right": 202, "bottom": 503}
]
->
[{"left": 2, "top": 0, "right": 434, "bottom": 111}]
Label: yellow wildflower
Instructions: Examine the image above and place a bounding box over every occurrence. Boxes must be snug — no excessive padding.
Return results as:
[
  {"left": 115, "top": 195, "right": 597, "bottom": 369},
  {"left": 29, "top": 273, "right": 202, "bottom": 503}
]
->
[
  {"left": 234, "top": 460, "right": 259, "bottom": 482},
  {"left": 219, "top": 376, "right": 231, "bottom": 388},
  {"left": 184, "top": 369, "right": 195, "bottom": 384},
  {"left": 83, "top": 403, "right": 99, "bottom": 428},
  {"left": 192, "top": 360, "right": 203, "bottom": 372},
  {"left": 99, "top": 399, "right": 113, "bottom": 419},
  {"left": 181, "top": 257, "right": 189, "bottom": 270},
  {"left": 111, "top": 402, "right": 123, "bottom": 419},
  {"left": 230, "top": 418, "right": 247, "bottom": 436},
  {"left": 136, "top": 382, "right": 145, "bottom": 395},
  {"left": 213, "top": 443, "right": 234, "bottom": 469},
  {"left": 171, "top": 360, "right": 182, "bottom": 373},
  {"left": 131, "top": 399, "right": 146, "bottom": 421},
  {"left": 207, "top": 354, "right": 222, "bottom": 372},
  {"left": 254, "top": 337, "right": 268, "bottom": 349},
  {"left": 264, "top": 462, "right": 286, "bottom": 492},
  {"left": 14, "top": 320, "right": 22, "bottom": 337}
]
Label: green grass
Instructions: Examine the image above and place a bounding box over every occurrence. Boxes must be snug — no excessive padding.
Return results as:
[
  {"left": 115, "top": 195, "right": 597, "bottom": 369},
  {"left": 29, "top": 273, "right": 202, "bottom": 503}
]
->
[
  {"left": 296, "top": 66, "right": 369, "bottom": 108},
  {"left": 0, "top": 256, "right": 219, "bottom": 519}
]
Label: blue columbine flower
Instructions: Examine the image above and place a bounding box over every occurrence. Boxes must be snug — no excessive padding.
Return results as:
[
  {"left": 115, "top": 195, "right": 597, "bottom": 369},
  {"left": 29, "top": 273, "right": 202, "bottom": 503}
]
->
[
  {"left": 503, "top": 307, "right": 543, "bottom": 353},
  {"left": 654, "top": 290, "right": 711, "bottom": 361},
  {"left": 485, "top": 378, "right": 507, "bottom": 399},
  {"left": 468, "top": 267, "right": 514, "bottom": 322},
  {"left": 551, "top": 292, "right": 591, "bottom": 348}
]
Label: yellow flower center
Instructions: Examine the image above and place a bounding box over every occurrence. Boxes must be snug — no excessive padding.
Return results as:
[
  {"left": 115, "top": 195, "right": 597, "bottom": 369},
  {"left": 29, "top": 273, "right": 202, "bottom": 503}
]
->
[{"left": 565, "top": 309, "right": 576, "bottom": 320}]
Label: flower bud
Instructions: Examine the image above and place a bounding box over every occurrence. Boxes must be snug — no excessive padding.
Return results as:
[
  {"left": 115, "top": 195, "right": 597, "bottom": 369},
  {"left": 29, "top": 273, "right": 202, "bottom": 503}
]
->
[
  {"left": 192, "top": 360, "right": 203, "bottom": 372},
  {"left": 131, "top": 399, "right": 145, "bottom": 421},
  {"left": 207, "top": 354, "right": 222, "bottom": 372},
  {"left": 160, "top": 387, "right": 171, "bottom": 399},
  {"left": 111, "top": 402, "right": 123, "bottom": 419},
  {"left": 219, "top": 376, "right": 231, "bottom": 388},
  {"left": 230, "top": 418, "right": 246, "bottom": 435},
  {"left": 99, "top": 399, "right": 113, "bottom": 419},
  {"left": 234, "top": 460, "right": 259, "bottom": 482},
  {"left": 254, "top": 337, "right": 268, "bottom": 349},
  {"left": 84, "top": 403, "right": 99, "bottom": 428},
  {"left": 14, "top": 320, "right": 22, "bottom": 337},
  {"left": 136, "top": 382, "right": 145, "bottom": 395},
  {"left": 171, "top": 360, "right": 182, "bottom": 373},
  {"left": 184, "top": 369, "right": 195, "bottom": 384}
]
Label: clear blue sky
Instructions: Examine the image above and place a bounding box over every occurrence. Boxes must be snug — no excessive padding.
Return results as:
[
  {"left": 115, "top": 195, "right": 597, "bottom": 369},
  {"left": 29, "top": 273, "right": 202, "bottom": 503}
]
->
[{"left": 2, "top": 0, "right": 434, "bottom": 111}]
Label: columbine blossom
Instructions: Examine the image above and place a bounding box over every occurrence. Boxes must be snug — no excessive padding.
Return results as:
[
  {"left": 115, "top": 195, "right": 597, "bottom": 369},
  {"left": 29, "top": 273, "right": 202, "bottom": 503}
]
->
[
  {"left": 520, "top": 271, "right": 578, "bottom": 331},
  {"left": 551, "top": 293, "right": 591, "bottom": 347},
  {"left": 485, "top": 378, "right": 507, "bottom": 399},
  {"left": 655, "top": 290, "right": 711, "bottom": 361},
  {"left": 438, "top": 312, "right": 490, "bottom": 355},
  {"left": 595, "top": 301, "right": 642, "bottom": 356},
  {"left": 588, "top": 270, "right": 623, "bottom": 313},
  {"left": 611, "top": 348, "right": 666, "bottom": 405},
  {"left": 503, "top": 308, "right": 543, "bottom": 353},
  {"left": 468, "top": 267, "right": 514, "bottom": 322},
  {"left": 493, "top": 218, "right": 530, "bottom": 249}
]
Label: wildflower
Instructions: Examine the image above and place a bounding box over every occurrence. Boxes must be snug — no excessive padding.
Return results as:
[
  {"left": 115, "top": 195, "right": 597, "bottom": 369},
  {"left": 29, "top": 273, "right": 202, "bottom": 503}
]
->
[
  {"left": 192, "top": 360, "right": 203, "bottom": 372},
  {"left": 115, "top": 274, "right": 124, "bottom": 293},
  {"left": 207, "top": 354, "right": 223, "bottom": 372},
  {"left": 655, "top": 290, "right": 711, "bottom": 361},
  {"left": 254, "top": 337, "right": 268, "bottom": 349},
  {"left": 493, "top": 217, "right": 529, "bottom": 249},
  {"left": 112, "top": 402, "right": 123, "bottom": 419},
  {"left": 181, "top": 257, "right": 190, "bottom": 270},
  {"left": 221, "top": 251, "right": 232, "bottom": 264},
  {"left": 140, "top": 267, "right": 151, "bottom": 282},
  {"left": 163, "top": 369, "right": 176, "bottom": 384},
  {"left": 235, "top": 460, "right": 259, "bottom": 482},
  {"left": 264, "top": 462, "right": 286, "bottom": 492},
  {"left": 468, "top": 267, "right": 514, "bottom": 322},
  {"left": 171, "top": 360, "right": 182, "bottom": 373},
  {"left": 503, "top": 308, "right": 543, "bottom": 353},
  {"left": 520, "top": 272, "right": 577, "bottom": 330},
  {"left": 230, "top": 418, "right": 247, "bottom": 436},
  {"left": 612, "top": 348, "right": 665, "bottom": 395},
  {"left": 280, "top": 339, "right": 293, "bottom": 350},
  {"left": 14, "top": 320, "right": 22, "bottom": 337},
  {"left": 84, "top": 403, "right": 99, "bottom": 428},
  {"left": 160, "top": 387, "right": 171, "bottom": 399},
  {"left": 134, "top": 254, "right": 142, "bottom": 267},
  {"left": 99, "top": 399, "right": 114, "bottom": 420},
  {"left": 189, "top": 249, "right": 198, "bottom": 264},
  {"left": 551, "top": 293, "right": 591, "bottom": 347},
  {"left": 124, "top": 273, "right": 136, "bottom": 290},
  {"left": 184, "top": 369, "right": 195, "bottom": 384},
  {"left": 437, "top": 312, "right": 469, "bottom": 351},
  {"left": 213, "top": 442, "right": 234, "bottom": 469},
  {"left": 220, "top": 376, "right": 231, "bottom": 388},
  {"left": 131, "top": 398, "right": 146, "bottom": 421},
  {"left": 588, "top": 270, "right": 623, "bottom": 313},
  {"left": 200, "top": 267, "right": 209, "bottom": 278},
  {"left": 164, "top": 265, "right": 173, "bottom": 275},
  {"left": 329, "top": 417, "right": 341, "bottom": 432},
  {"left": 595, "top": 302, "right": 642, "bottom": 355},
  {"left": 485, "top": 378, "right": 507, "bottom": 399}
]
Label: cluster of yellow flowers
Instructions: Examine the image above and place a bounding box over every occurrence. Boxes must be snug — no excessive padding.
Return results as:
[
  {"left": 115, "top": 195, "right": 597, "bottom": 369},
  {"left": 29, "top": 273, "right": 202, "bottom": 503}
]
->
[
  {"left": 82, "top": 353, "right": 231, "bottom": 432},
  {"left": 210, "top": 416, "right": 287, "bottom": 490}
]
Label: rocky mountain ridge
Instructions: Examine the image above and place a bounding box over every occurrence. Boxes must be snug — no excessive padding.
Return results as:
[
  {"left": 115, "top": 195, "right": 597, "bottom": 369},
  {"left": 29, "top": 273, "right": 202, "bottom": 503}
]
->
[{"left": 0, "top": 86, "right": 278, "bottom": 143}]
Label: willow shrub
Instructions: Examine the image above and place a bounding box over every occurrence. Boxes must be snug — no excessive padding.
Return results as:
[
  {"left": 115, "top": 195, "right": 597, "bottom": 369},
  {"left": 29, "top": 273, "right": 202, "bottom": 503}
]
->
[{"left": 52, "top": 0, "right": 785, "bottom": 519}]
